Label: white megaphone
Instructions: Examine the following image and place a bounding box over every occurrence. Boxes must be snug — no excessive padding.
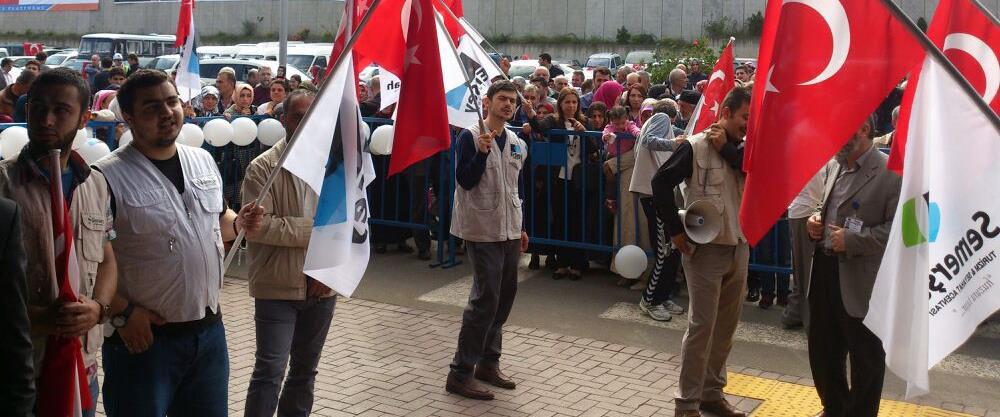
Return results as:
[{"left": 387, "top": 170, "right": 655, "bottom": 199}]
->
[{"left": 678, "top": 200, "right": 722, "bottom": 244}]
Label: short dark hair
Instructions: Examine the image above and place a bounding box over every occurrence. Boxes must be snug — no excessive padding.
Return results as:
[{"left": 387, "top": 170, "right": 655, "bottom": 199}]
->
[
  {"left": 609, "top": 105, "right": 628, "bottom": 120},
  {"left": 25, "top": 59, "right": 41, "bottom": 68},
  {"left": 127, "top": 53, "right": 138, "bottom": 61},
  {"left": 35, "top": 51, "right": 47, "bottom": 61},
  {"left": 539, "top": 53, "right": 552, "bottom": 63},
  {"left": 108, "top": 67, "right": 126, "bottom": 79},
  {"left": 280, "top": 88, "right": 316, "bottom": 115},
  {"left": 1, "top": 58, "right": 12, "bottom": 67},
  {"left": 735, "top": 65, "right": 750, "bottom": 73},
  {"left": 652, "top": 100, "right": 675, "bottom": 116},
  {"left": 15, "top": 69, "right": 37, "bottom": 85},
  {"left": 593, "top": 66, "right": 612, "bottom": 77},
  {"left": 117, "top": 69, "right": 175, "bottom": 115},
  {"left": 721, "top": 86, "right": 752, "bottom": 113},
  {"left": 573, "top": 70, "right": 584, "bottom": 78},
  {"left": 101, "top": 57, "right": 113, "bottom": 69},
  {"left": 587, "top": 101, "right": 607, "bottom": 117},
  {"left": 486, "top": 80, "right": 517, "bottom": 99},
  {"left": 27, "top": 67, "right": 91, "bottom": 115},
  {"left": 269, "top": 78, "right": 289, "bottom": 92}
]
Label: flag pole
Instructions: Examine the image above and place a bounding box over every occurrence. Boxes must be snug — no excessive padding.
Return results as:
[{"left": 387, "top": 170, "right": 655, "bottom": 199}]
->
[
  {"left": 880, "top": 0, "right": 1000, "bottom": 131},
  {"left": 432, "top": 9, "right": 486, "bottom": 132},
  {"left": 222, "top": 0, "right": 384, "bottom": 273}
]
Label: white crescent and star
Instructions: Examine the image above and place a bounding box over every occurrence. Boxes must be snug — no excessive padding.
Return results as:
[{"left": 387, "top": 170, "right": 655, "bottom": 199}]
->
[
  {"left": 765, "top": 0, "right": 851, "bottom": 95},
  {"left": 707, "top": 69, "right": 726, "bottom": 114},
  {"left": 943, "top": 32, "right": 1000, "bottom": 104},
  {"left": 402, "top": 0, "right": 424, "bottom": 70}
]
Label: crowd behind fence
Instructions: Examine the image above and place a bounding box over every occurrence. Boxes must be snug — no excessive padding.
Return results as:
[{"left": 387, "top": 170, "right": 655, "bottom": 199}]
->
[{"left": 0, "top": 116, "right": 793, "bottom": 277}]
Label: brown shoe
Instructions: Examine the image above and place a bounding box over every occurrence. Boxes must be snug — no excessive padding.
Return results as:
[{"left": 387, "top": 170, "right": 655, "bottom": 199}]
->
[
  {"left": 445, "top": 373, "right": 494, "bottom": 400},
  {"left": 699, "top": 399, "right": 746, "bottom": 417},
  {"left": 674, "top": 410, "right": 701, "bottom": 417},
  {"left": 474, "top": 364, "right": 516, "bottom": 389}
]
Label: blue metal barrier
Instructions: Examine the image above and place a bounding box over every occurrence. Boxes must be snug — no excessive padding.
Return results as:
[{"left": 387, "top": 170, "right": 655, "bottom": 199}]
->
[{"left": 1, "top": 118, "right": 794, "bottom": 277}]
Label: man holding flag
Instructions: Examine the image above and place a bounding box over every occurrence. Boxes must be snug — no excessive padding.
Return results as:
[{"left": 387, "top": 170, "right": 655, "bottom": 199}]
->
[
  {"left": 0, "top": 68, "right": 118, "bottom": 417},
  {"left": 447, "top": 80, "right": 529, "bottom": 401}
]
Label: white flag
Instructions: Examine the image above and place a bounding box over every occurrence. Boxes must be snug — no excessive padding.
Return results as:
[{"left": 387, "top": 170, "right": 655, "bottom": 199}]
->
[
  {"left": 864, "top": 55, "right": 1000, "bottom": 398},
  {"left": 282, "top": 54, "right": 376, "bottom": 297}
]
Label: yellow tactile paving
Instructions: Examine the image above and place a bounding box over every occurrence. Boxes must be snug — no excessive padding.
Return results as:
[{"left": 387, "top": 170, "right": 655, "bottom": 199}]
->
[{"left": 725, "top": 373, "right": 976, "bottom": 417}]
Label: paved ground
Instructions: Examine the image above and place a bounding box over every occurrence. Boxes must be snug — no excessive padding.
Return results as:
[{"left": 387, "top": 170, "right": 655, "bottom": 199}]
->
[{"left": 92, "top": 246, "right": 999, "bottom": 416}]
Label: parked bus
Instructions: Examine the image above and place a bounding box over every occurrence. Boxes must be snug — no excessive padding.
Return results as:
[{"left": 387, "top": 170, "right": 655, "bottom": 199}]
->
[{"left": 78, "top": 33, "right": 177, "bottom": 64}]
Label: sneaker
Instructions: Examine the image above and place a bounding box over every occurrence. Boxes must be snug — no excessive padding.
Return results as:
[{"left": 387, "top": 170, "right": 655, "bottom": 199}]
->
[
  {"left": 746, "top": 288, "right": 761, "bottom": 303},
  {"left": 662, "top": 299, "right": 687, "bottom": 315},
  {"left": 639, "top": 299, "right": 673, "bottom": 322}
]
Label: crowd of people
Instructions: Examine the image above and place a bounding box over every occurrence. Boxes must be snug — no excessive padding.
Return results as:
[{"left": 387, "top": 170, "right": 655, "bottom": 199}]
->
[{"left": 0, "top": 43, "right": 906, "bottom": 417}]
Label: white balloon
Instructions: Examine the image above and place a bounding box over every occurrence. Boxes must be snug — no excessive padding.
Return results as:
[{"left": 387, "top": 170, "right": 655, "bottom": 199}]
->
[
  {"left": 231, "top": 117, "right": 258, "bottom": 146},
  {"left": 369, "top": 124, "right": 394, "bottom": 155},
  {"left": 118, "top": 130, "right": 133, "bottom": 148},
  {"left": 178, "top": 123, "right": 205, "bottom": 148},
  {"left": 76, "top": 139, "right": 111, "bottom": 164},
  {"left": 360, "top": 120, "right": 371, "bottom": 143},
  {"left": 72, "top": 129, "right": 88, "bottom": 150},
  {"left": 203, "top": 119, "right": 233, "bottom": 147},
  {"left": 256, "top": 118, "right": 285, "bottom": 146},
  {"left": 613, "top": 245, "right": 648, "bottom": 279},
  {"left": 0, "top": 126, "right": 30, "bottom": 159}
]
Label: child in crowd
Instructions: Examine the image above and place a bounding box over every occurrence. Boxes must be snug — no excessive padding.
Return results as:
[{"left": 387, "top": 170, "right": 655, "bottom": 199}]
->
[{"left": 601, "top": 106, "right": 641, "bottom": 158}]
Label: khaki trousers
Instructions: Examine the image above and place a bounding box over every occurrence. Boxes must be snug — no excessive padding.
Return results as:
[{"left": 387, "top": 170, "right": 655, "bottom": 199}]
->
[{"left": 675, "top": 243, "right": 750, "bottom": 410}]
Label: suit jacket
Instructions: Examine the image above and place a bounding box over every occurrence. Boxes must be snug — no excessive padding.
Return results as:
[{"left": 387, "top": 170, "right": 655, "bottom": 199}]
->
[
  {"left": 0, "top": 197, "right": 36, "bottom": 415},
  {"left": 814, "top": 147, "right": 901, "bottom": 318}
]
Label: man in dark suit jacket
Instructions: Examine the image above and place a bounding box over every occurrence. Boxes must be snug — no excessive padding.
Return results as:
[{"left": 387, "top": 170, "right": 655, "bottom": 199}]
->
[
  {"left": 0, "top": 197, "right": 36, "bottom": 415},
  {"left": 806, "top": 115, "right": 901, "bottom": 417}
]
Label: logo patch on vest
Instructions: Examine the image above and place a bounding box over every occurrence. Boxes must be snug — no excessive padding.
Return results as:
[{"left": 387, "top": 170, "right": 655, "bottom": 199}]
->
[
  {"left": 511, "top": 144, "right": 522, "bottom": 160},
  {"left": 192, "top": 176, "right": 219, "bottom": 189}
]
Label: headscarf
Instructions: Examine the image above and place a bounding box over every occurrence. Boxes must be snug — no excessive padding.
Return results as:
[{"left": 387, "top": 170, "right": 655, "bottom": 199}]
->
[
  {"left": 593, "top": 81, "right": 624, "bottom": 109},
  {"left": 93, "top": 90, "right": 117, "bottom": 111},
  {"left": 639, "top": 98, "right": 658, "bottom": 125},
  {"left": 232, "top": 82, "right": 254, "bottom": 105}
]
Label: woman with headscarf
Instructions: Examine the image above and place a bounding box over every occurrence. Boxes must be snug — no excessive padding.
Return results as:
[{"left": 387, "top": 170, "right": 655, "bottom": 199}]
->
[
  {"left": 592, "top": 80, "right": 624, "bottom": 109},
  {"left": 223, "top": 82, "right": 256, "bottom": 119},
  {"left": 194, "top": 86, "right": 223, "bottom": 117}
]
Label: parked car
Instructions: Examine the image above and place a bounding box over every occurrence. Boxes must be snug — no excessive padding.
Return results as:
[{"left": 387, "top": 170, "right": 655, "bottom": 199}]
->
[
  {"left": 147, "top": 54, "right": 180, "bottom": 75},
  {"left": 8, "top": 56, "right": 35, "bottom": 68},
  {"left": 555, "top": 58, "right": 581, "bottom": 68},
  {"left": 197, "top": 45, "right": 240, "bottom": 59},
  {"left": 507, "top": 59, "right": 574, "bottom": 79},
  {"left": 625, "top": 50, "right": 655, "bottom": 70},
  {"left": 585, "top": 53, "right": 624, "bottom": 71},
  {"left": 199, "top": 58, "right": 310, "bottom": 85},
  {"left": 0, "top": 48, "right": 8, "bottom": 58},
  {"left": 45, "top": 53, "right": 76, "bottom": 67}
]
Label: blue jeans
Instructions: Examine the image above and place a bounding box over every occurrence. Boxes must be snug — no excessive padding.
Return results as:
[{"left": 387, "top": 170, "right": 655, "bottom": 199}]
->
[
  {"left": 102, "top": 318, "right": 229, "bottom": 417},
  {"left": 82, "top": 368, "right": 98, "bottom": 417},
  {"left": 244, "top": 297, "right": 336, "bottom": 417}
]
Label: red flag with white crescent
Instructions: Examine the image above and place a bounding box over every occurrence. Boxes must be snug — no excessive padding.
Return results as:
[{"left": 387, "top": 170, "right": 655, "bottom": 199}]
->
[{"left": 689, "top": 38, "right": 735, "bottom": 134}]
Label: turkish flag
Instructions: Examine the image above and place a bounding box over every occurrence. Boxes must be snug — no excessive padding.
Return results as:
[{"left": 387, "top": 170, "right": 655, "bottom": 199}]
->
[
  {"left": 690, "top": 38, "right": 735, "bottom": 134},
  {"left": 434, "top": 0, "right": 465, "bottom": 44},
  {"left": 388, "top": 0, "right": 451, "bottom": 176},
  {"left": 739, "top": 0, "right": 924, "bottom": 245},
  {"left": 328, "top": 0, "right": 408, "bottom": 79},
  {"left": 888, "top": 0, "right": 999, "bottom": 173}
]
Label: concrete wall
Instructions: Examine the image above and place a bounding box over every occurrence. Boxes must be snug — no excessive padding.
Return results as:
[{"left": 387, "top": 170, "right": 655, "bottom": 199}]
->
[
  {"left": 498, "top": 38, "right": 762, "bottom": 65},
  {"left": 0, "top": 0, "right": 998, "bottom": 49}
]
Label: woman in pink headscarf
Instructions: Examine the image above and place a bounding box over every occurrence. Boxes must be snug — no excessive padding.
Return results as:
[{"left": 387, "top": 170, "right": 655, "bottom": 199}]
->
[{"left": 592, "top": 80, "right": 624, "bottom": 109}]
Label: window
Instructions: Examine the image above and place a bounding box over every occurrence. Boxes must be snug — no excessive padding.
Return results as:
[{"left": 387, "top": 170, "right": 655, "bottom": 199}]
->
[
  {"left": 126, "top": 40, "right": 143, "bottom": 56},
  {"left": 79, "top": 38, "right": 113, "bottom": 56}
]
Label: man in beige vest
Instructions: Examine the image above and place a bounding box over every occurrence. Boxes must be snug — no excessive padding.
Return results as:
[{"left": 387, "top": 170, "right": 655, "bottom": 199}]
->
[
  {"left": 651, "top": 87, "right": 752, "bottom": 417},
  {"left": 0, "top": 68, "right": 118, "bottom": 416},
  {"left": 446, "top": 81, "right": 529, "bottom": 400}
]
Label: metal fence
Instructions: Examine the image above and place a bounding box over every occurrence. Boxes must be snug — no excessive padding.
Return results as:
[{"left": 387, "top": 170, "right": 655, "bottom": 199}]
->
[{"left": 0, "top": 117, "right": 793, "bottom": 277}]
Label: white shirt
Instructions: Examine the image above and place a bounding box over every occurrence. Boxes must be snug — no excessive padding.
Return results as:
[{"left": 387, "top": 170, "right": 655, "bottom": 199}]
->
[
  {"left": 1, "top": 69, "right": 14, "bottom": 86},
  {"left": 788, "top": 169, "right": 826, "bottom": 219}
]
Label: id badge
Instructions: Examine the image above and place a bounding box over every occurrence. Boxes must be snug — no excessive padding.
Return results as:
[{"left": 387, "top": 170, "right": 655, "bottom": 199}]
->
[{"left": 844, "top": 217, "right": 864, "bottom": 234}]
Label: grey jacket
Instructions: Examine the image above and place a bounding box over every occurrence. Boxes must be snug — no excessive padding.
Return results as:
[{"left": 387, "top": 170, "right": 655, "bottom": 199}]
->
[{"left": 814, "top": 147, "right": 902, "bottom": 318}]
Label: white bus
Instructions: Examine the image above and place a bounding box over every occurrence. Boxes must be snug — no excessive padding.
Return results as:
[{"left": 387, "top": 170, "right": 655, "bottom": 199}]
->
[{"left": 78, "top": 33, "right": 178, "bottom": 64}]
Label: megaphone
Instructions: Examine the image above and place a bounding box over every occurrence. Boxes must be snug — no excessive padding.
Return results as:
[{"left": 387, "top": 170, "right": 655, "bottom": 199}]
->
[{"left": 678, "top": 200, "right": 722, "bottom": 244}]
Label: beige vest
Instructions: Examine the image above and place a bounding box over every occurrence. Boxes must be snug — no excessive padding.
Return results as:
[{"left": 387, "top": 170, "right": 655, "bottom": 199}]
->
[
  {"left": 684, "top": 133, "right": 746, "bottom": 246},
  {"left": 450, "top": 125, "right": 526, "bottom": 243},
  {"left": 0, "top": 151, "right": 109, "bottom": 368}
]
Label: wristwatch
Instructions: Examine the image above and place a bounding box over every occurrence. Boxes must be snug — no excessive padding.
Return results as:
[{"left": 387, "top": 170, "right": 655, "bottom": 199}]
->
[
  {"left": 111, "top": 303, "right": 135, "bottom": 329},
  {"left": 96, "top": 299, "right": 112, "bottom": 324}
]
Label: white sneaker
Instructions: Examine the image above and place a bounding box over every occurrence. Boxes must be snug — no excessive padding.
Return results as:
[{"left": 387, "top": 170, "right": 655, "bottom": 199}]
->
[
  {"left": 639, "top": 299, "right": 672, "bottom": 322},
  {"left": 662, "top": 299, "right": 687, "bottom": 315}
]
